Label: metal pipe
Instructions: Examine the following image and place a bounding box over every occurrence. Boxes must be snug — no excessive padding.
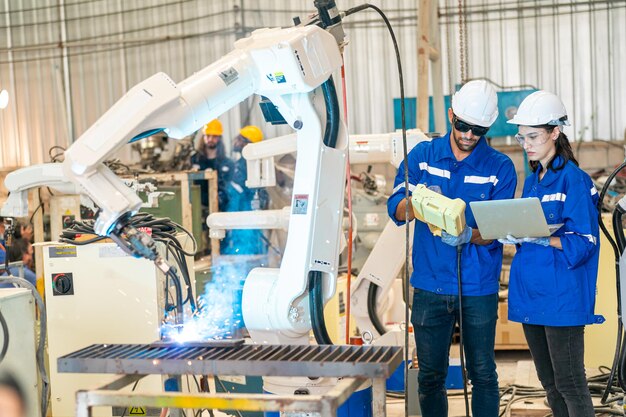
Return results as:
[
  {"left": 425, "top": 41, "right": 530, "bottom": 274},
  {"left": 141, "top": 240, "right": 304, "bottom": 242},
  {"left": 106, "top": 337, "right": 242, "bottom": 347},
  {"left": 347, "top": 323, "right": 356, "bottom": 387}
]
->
[
  {"left": 59, "top": 0, "right": 75, "bottom": 142},
  {"left": 206, "top": 208, "right": 291, "bottom": 239},
  {"left": 3, "top": 0, "right": 21, "bottom": 167}
]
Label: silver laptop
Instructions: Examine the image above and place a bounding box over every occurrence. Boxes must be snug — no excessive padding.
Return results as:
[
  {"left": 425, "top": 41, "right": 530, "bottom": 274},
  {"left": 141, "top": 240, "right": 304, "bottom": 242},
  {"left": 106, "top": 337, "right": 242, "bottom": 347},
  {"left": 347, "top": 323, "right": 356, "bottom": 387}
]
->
[{"left": 469, "top": 197, "right": 563, "bottom": 240}]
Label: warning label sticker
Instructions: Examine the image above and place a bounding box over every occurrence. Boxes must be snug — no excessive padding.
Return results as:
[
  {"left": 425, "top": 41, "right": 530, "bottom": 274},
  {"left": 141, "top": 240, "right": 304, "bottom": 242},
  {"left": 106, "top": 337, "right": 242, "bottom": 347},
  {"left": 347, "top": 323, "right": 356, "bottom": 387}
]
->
[
  {"left": 292, "top": 194, "right": 309, "bottom": 215},
  {"left": 112, "top": 407, "right": 159, "bottom": 416},
  {"left": 48, "top": 246, "right": 77, "bottom": 258}
]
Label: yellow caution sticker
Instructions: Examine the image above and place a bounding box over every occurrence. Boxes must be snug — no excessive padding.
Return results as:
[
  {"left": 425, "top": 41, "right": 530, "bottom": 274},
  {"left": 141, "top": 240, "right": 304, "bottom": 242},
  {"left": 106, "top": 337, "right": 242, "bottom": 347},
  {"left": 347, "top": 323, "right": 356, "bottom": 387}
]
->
[{"left": 128, "top": 407, "right": 146, "bottom": 416}]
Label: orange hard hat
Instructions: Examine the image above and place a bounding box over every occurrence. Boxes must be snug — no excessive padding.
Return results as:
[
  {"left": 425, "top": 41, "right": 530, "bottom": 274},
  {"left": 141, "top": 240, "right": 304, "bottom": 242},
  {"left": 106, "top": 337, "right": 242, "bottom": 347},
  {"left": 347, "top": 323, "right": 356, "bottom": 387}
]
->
[
  {"left": 203, "top": 119, "right": 223, "bottom": 136},
  {"left": 239, "top": 125, "right": 263, "bottom": 143}
]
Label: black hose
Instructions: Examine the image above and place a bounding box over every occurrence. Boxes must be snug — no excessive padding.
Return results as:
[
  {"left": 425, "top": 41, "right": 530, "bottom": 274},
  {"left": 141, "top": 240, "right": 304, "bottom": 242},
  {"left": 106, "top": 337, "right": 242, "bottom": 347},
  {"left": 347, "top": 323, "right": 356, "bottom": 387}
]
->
[
  {"left": 613, "top": 206, "right": 626, "bottom": 391},
  {"left": 613, "top": 206, "right": 626, "bottom": 252},
  {"left": 167, "top": 268, "right": 184, "bottom": 323},
  {"left": 618, "top": 335, "right": 626, "bottom": 391},
  {"left": 321, "top": 76, "right": 340, "bottom": 149},
  {"left": 457, "top": 245, "right": 470, "bottom": 417},
  {"left": 59, "top": 213, "right": 197, "bottom": 313},
  {"left": 0, "top": 310, "right": 9, "bottom": 363},
  {"left": 309, "top": 271, "right": 333, "bottom": 344},
  {"left": 598, "top": 160, "right": 626, "bottom": 400},
  {"left": 367, "top": 283, "right": 387, "bottom": 336}
]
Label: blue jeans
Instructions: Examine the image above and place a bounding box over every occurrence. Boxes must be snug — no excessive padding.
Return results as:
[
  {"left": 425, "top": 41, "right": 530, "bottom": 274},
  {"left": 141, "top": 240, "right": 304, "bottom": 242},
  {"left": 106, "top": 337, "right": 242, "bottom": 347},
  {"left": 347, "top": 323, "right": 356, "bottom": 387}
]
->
[
  {"left": 411, "top": 289, "right": 499, "bottom": 417},
  {"left": 523, "top": 324, "right": 594, "bottom": 417}
]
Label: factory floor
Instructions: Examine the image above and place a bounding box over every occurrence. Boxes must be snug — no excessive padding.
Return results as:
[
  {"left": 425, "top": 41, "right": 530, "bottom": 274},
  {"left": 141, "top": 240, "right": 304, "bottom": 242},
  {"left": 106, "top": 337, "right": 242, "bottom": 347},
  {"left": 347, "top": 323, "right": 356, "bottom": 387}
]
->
[
  {"left": 387, "top": 349, "right": 534, "bottom": 417},
  {"left": 206, "top": 349, "right": 540, "bottom": 417}
]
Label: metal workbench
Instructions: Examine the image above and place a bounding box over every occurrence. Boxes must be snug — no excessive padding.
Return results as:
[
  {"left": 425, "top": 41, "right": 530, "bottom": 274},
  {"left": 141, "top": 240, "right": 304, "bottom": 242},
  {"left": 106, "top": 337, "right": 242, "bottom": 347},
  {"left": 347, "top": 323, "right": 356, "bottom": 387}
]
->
[{"left": 58, "top": 343, "right": 403, "bottom": 417}]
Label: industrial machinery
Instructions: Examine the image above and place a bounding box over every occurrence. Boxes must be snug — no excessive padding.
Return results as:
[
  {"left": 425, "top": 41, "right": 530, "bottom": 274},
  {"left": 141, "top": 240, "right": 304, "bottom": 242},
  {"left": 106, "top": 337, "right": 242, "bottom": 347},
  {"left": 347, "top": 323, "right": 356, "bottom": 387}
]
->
[
  {"left": 42, "top": 241, "right": 174, "bottom": 417},
  {"left": 2, "top": 21, "right": 348, "bottom": 347},
  {"left": 0, "top": 289, "right": 41, "bottom": 417},
  {"left": 0, "top": 2, "right": 407, "bottom": 415},
  {"left": 208, "top": 129, "right": 431, "bottom": 345}
]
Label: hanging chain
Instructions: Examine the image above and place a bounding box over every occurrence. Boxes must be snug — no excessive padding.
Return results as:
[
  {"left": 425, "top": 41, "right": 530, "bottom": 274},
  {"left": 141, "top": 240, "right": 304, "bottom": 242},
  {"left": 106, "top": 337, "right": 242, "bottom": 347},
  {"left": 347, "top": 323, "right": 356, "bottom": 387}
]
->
[{"left": 458, "top": 0, "right": 466, "bottom": 84}]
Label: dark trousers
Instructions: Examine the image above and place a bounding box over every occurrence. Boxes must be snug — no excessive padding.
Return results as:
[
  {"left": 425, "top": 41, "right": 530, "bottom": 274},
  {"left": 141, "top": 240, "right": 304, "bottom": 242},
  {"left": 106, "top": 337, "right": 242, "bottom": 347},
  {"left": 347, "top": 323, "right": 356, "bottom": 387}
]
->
[
  {"left": 522, "top": 324, "right": 595, "bottom": 417},
  {"left": 411, "top": 289, "right": 500, "bottom": 417}
]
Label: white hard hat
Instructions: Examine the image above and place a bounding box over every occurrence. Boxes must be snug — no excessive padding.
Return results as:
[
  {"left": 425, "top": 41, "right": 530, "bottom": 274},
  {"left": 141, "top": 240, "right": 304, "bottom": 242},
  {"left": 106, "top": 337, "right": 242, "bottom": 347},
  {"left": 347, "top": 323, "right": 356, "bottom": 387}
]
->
[
  {"left": 451, "top": 80, "right": 499, "bottom": 127},
  {"left": 507, "top": 90, "right": 570, "bottom": 126}
]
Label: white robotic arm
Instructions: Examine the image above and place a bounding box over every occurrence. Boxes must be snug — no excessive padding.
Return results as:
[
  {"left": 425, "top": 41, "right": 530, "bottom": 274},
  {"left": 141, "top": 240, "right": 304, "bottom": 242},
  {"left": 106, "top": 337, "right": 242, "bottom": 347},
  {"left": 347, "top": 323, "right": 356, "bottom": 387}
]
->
[
  {"left": 2, "top": 23, "right": 346, "bottom": 343},
  {"left": 62, "top": 26, "right": 341, "bottom": 237},
  {"left": 1, "top": 163, "right": 90, "bottom": 217},
  {"left": 242, "top": 129, "right": 427, "bottom": 189}
]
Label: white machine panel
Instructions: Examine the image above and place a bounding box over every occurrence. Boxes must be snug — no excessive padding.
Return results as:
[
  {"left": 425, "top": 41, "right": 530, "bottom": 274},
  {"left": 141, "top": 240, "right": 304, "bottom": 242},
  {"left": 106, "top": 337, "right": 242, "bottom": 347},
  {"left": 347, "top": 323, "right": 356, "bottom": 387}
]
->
[
  {"left": 0, "top": 289, "right": 40, "bottom": 417},
  {"left": 43, "top": 242, "right": 167, "bottom": 417}
]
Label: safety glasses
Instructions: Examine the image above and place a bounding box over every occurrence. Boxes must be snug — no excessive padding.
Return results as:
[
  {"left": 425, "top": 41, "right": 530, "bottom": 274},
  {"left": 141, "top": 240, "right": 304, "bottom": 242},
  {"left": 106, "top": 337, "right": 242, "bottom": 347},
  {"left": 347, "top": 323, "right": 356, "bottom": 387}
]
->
[
  {"left": 514, "top": 131, "right": 550, "bottom": 147},
  {"left": 453, "top": 115, "right": 490, "bottom": 137}
]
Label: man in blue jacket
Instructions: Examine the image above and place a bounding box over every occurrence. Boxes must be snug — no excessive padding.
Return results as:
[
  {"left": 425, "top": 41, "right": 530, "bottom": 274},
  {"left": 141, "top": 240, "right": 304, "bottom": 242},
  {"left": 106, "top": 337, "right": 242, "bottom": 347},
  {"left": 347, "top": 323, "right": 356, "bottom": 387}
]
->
[{"left": 387, "top": 80, "right": 517, "bottom": 417}]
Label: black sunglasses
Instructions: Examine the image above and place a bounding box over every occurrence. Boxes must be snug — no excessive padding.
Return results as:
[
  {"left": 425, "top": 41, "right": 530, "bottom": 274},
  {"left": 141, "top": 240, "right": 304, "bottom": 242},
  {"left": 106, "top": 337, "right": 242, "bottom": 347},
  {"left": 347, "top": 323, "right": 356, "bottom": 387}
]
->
[{"left": 453, "top": 115, "right": 490, "bottom": 137}]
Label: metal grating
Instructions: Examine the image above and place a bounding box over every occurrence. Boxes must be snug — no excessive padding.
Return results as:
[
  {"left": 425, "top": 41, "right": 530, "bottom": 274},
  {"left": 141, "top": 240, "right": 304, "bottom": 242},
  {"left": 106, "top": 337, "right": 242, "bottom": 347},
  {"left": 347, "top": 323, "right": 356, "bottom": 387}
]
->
[{"left": 58, "top": 343, "right": 403, "bottom": 378}]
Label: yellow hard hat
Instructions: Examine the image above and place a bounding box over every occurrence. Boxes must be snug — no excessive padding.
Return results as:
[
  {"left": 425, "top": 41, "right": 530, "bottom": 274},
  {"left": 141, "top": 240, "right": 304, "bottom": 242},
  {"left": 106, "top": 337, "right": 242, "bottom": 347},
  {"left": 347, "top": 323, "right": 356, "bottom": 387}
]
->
[
  {"left": 239, "top": 125, "right": 263, "bottom": 143},
  {"left": 203, "top": 119, "right": 223, "bottom": 136}
]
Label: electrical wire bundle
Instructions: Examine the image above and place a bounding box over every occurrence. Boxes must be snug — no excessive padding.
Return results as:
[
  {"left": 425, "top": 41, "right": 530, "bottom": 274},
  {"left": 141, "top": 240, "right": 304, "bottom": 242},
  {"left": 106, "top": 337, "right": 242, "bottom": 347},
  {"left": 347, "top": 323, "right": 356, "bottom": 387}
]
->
[{"left": 58, "top": 212, "right": 197, "bottom": 317}]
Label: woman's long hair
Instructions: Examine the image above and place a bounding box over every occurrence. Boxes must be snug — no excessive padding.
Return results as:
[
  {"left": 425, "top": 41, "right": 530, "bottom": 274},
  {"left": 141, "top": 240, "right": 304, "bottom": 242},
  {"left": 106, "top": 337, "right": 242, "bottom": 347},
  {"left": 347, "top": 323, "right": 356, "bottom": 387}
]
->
[{"left": 529, "top": 125, "right": 579, "bottom": 173}]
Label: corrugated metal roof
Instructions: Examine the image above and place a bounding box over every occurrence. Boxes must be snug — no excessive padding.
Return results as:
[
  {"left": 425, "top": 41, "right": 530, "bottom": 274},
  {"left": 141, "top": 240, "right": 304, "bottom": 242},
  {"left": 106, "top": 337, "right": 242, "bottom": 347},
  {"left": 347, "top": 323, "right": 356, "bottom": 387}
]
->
[{"left": 0, "top": 0, "right": 624, "bottom": 167}]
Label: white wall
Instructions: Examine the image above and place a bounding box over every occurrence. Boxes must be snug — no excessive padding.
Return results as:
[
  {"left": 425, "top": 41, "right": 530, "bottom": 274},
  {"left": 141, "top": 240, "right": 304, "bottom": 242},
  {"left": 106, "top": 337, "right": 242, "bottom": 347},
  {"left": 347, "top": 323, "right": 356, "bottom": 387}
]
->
[{"left": 0, "top": 0, "right": 624, "bottom": 168}]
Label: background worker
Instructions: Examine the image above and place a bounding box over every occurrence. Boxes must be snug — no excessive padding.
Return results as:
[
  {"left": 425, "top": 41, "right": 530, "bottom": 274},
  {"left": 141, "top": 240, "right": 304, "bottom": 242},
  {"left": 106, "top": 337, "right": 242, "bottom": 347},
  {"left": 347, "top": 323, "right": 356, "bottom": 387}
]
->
[
  {"left": 0, "top": 238, "right": 36, "bottom": 287},
  {"left": 387, "top": 80, "right": 517, "bottom": 417},
  {"left": 191, "top": 119, "right": 234, "bottom": 212},
  {"left": 221, "top": 125, "right": 269, "bottom": 255},
  {"left": 12, "top": 222, "right": 33, "bottom": 243},
  {"left": 0, "top": 218, "right": 5, "bottom": 265},
  {"left": 501, "top": 91, "right": 602, "bottom": 417}
]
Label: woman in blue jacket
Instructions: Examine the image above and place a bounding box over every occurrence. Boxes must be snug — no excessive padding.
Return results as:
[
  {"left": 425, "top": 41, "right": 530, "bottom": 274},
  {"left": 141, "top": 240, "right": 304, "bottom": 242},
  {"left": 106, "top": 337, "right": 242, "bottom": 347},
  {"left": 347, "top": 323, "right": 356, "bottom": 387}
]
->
[{"left": 502, "top": 91, "right": 602, "bottom": 417}]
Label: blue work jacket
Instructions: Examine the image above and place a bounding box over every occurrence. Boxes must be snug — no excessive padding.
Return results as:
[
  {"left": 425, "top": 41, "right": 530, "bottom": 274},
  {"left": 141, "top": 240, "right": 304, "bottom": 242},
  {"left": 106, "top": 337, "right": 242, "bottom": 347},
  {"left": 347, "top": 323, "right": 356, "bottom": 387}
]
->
[
  {"left": 387, "top": 132, "right": 517, "bottom": 296},
  {"left": 508, "top": 157, "right": 604, "bottom": 326}
]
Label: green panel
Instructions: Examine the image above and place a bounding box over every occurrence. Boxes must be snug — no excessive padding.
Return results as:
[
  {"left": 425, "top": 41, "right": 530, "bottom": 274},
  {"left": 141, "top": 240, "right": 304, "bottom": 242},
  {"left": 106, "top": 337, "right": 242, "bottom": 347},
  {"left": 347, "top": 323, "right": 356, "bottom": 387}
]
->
[{"left": 139, "top": 185, "right": 205, "bottom": 253}]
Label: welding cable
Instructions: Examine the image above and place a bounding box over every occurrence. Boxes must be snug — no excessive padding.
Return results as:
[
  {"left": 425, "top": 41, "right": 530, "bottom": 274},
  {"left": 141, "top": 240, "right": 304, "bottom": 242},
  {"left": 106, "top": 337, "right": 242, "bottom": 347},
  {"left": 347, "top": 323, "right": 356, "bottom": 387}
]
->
[
  {"left": 597, "top": 161, "right": 626, "bottom": 399},
  {"left": 340, "top": 5, "right": 410, "bottom": 412},
  {"left": 214, "top": 377, "right": 244, "bottom": 417},
  {"left": 309, "top": 271, "right": 333, "bottom": 344},
  {"left": 0, "top": 310, "right": 8, "bottom": 364},
  {"left": 456, "top": 245, "right": 471, "bottom": 417},
  {"left": 0, "top": 276, "right": 50, "bottom": 417},
  {"left": 165, "top": 243, "right": 196, "bottom": 311},
  {"left": 59, "top": 213, "right": 197, "bottom": 313},
  {"left": 614, "top": 204, "right": 626, "bottom": 391},
  {"left": 367, "top": 283, "right": 387, "bottom": 336},
  {"left": 166, "top": 268, "right": 184, "bottom": 323}
]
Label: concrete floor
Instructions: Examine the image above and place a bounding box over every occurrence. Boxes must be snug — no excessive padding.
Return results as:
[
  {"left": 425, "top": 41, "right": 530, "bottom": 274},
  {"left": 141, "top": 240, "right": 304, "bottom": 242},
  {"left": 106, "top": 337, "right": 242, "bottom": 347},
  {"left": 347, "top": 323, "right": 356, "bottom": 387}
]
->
[
  {"left": 208, "top": 349, "right": 536, "bottom": 417},
  {"left": 388, "top": 349, "right": 534, "bottom": 417}
]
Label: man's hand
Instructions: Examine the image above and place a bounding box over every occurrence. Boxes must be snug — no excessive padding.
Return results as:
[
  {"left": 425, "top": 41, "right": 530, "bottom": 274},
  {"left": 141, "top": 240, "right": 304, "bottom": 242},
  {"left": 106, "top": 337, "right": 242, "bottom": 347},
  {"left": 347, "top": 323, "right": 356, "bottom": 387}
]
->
[
  {"left": 395, "top": 197, "right": 415, "bottom": 222},
  {"left": 441, "top": 225, "right": 472, "bottom": 247}
]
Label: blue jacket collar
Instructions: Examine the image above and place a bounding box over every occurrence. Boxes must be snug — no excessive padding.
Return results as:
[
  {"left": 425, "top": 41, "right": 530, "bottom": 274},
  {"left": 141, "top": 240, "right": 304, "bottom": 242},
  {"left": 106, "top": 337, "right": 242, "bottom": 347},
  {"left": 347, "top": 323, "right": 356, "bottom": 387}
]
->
[
  {"left": 433, "top": 131, "right": 488, "bottom": 169},
  {"left": 532, "top": 155, "right": 564, "bottom": 187}
]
